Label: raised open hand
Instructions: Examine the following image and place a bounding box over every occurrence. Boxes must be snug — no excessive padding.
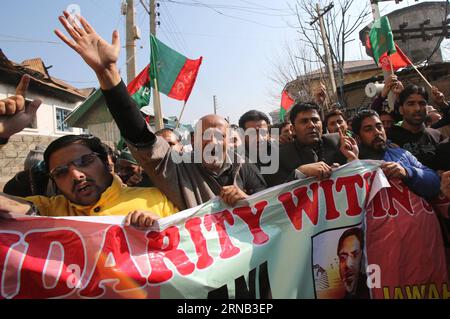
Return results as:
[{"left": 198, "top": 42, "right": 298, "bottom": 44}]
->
[{"left": 55, "top": 11, "right": 120, "bottom": 77}]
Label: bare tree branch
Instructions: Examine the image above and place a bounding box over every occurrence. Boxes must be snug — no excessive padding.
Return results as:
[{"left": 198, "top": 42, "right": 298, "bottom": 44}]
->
[{"left": 270, "top": 0, "right": 370, "bottom": 107}]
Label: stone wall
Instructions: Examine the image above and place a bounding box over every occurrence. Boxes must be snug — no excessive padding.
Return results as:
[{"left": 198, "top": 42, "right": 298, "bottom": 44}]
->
[{"left": 0, "top": 134, "right": 57, "bottom": 191}]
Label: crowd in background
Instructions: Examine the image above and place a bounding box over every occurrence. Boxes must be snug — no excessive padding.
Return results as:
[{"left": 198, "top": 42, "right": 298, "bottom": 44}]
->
[{"left": 0, "top": 12, "right": 449, "bottom": 295}]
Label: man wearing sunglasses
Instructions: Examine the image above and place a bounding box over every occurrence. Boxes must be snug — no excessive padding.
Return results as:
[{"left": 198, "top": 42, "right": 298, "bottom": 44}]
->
[{"left": 0, "top": 85, "right": 177, "bottom": 226}]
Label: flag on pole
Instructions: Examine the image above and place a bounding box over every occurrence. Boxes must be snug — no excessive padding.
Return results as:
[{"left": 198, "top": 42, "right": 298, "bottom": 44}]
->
[
  {"left": 117, "top": 65, "right": 152, "bottom": 150},
  {"left": 368, "top": 16, "right": 397, "bottom": 67},
  {"left": 150, "top": 35, "right": 202, "bottom": 102},
  {"left": 280, "top": 88, "right": 295, "bottom": 121},
  {"left": 127, "top": 64, "right": 151, "bottom": 108},
  {"left": 379, "top": 43, "right": 411, "bottom": 71}
]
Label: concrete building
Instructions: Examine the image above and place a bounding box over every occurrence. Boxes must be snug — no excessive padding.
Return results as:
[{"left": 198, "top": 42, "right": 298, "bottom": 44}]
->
[
  {"left": 359, "top": 1, "right": 450, "bottom": 64},
  {"left": 271, "top": 1, "right": 450, "bottom": 123},
  {"left": 271, "top": 60, "right": 379, "bottom": 124}
]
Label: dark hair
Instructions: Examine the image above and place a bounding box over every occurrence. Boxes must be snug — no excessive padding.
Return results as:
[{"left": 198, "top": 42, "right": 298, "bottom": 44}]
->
[
  {"left": 43, "top": 134, "right": 108, "bottom": 172},
  {"left": 289, "top": 102, "right": 320, "bottom": 125},
  {"left": 337, "top": 227, "right": 364, "bottom": 255},
  {"left": 271, "top": 121, "right": 291, "bottom": 130},
  {"left": 398, "top": 84, "right": 428, "bottom": 106},
  {"left": 101, "top": 143, "right": 118, "bottom": 163},
  {"left": 379, "top": 111, "right": 394, "bottom": 118},
  {"left": 238, "top": 110, "right": 271, "bottom": 129},
  {"left": 351, "top": 109, "right": 380, "bottom": 136},
  {"left": 324, "top": 108, "right": 345, "bottom": 127}
]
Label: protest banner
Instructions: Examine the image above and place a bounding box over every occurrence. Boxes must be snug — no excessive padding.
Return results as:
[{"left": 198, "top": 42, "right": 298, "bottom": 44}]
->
[{"left": 0, "top": 160, "right": 448, "bottom": 299}]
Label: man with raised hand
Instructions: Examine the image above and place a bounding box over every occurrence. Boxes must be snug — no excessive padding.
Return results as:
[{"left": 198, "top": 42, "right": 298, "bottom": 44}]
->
[
  {"left": 54, "top": 12, "right": 266, "bottom": 210},
  {"left": 0, "top": 76, "right": 177, "bottom": 228},
  {"left": 0, "top": 74, "right": 41, "bottom": 146}
]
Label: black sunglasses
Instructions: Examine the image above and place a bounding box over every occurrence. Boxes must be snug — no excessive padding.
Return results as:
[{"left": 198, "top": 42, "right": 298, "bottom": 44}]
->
[{"left": 49, "top": 152, "right": 100, "bottom": 179}]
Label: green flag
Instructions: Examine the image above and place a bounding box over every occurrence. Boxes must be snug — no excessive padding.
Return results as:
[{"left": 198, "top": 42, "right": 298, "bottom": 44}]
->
[
  {"left": 150, "top": 35, "right": 202, "bottom": 102},
  {"left": 369, "top": 16, "right": 396, "bottom": 65},
  {"left": 128, "top": 64, "right": 151, "bottom": 108}
]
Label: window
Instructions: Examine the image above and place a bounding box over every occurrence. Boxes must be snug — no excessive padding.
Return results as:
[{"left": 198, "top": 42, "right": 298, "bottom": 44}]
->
[{"left": 55, "top": 107, "right": 73, "bottom": 132}]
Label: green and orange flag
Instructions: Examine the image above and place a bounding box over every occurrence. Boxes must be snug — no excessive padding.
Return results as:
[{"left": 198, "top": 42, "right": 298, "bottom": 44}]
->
[
  {"left": 280, "top": 87, "right": 294, "bottom": 121},
  {"left": 127, "top": 64, "right": 151, "bottom": 108},
  {"left": 150, "top": 35, "right": 202, "bottom": 102},
  {"left": 369, "top": 16, "right": 396, "bottom": 64},
  {"left": 367, "top": 16, "right": 409, "bottom": 71}
]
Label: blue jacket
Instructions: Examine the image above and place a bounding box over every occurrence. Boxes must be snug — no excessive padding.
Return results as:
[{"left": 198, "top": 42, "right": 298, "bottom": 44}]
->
[{"left": 383, "top": 145, "right": 440, "bottom": 199}]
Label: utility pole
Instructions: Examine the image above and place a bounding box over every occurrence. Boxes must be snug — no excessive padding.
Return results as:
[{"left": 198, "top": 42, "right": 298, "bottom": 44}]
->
[
  {"left": 213, "top": 95, "right": 217, "bottom": 114},
  {"left": 149, "top": 0, "right": 164, "bottom": 130},
  {"left": 370, "top": 0, "right": 396, "bottom": 111},
  {"left": 311, "top": 3, "right": 337, "bottom": 110},
  {"left": 125, "top": 0, "right": 137, "bottom": 84}
]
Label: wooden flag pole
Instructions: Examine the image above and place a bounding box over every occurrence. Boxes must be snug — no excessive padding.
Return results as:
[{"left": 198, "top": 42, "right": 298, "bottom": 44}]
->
[
  {"left": 175, "top": 102, "right": 187, "bottom": 129},
  {"left": 410, "top": 64, "right": 433, "bottom": 89},
  {"left": 152, "top": 78, "right": 164, "bottom": 131},
  {"left": 389, "top": 56, "right": 394, "bottom": 75},
  {"left": 388, "top": 48, "right": 432, "bottom": 88}
]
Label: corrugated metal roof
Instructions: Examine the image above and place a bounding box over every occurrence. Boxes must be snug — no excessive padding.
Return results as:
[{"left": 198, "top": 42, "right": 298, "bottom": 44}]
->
[{"left": 0, "top": 50, "right": 92, "bottom": 99}]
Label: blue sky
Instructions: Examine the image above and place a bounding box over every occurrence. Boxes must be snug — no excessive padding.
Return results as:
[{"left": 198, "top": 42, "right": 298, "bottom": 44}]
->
[{"left": 0, "top": 0, "right": 436, "bottom": 126}]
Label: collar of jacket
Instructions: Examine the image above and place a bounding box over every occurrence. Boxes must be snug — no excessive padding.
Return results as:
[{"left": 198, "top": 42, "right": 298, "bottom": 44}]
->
[{"left": 68, "top": 174, "right": 123, "bottom": 213}]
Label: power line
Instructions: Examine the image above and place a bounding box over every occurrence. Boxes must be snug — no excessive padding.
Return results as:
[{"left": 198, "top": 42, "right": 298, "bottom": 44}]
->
[
  {"left": 163, "top": 0, "right": 292, "bottom": 13},
  {"left": 159, "top": 1, "right": 186, "bottom": 51},
  {"left": 162, "top": 0, "right": 290, "bottom": 28},
  {"left": 160, "top": 0, "right": 191, "bottom": 54},
  {"left": 238, "top": 0, "right": 289, "bottom": 11},
  {"left": 157, "top": 30, "right": 274, "bottom": 42},
  {"left": 0, "top": 33, "right": 61, "bottom": 45}
]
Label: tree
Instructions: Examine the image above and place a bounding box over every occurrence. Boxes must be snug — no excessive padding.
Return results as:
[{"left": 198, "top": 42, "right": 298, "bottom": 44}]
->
[
  {"left": 277, "top": 0, "right": 371, "bottom": 107},
  {"left": 268, "top": 39, "right": 322, "bottom": 106}
]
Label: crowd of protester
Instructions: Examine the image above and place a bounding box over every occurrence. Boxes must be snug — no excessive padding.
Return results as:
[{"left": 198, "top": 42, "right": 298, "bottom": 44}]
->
[{"left": 0, "top": 12, "right": 449, "bottom": 296}]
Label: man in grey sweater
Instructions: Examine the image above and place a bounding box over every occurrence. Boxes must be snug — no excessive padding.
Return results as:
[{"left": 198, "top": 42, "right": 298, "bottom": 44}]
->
[{"left": 55, "top": 12, "right": 266, "bottom": 210}]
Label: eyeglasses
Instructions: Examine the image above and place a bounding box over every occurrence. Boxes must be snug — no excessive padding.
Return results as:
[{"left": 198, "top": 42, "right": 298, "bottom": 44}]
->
[{"left": 49, "top": 152, "right": 100, "bottom": 180}]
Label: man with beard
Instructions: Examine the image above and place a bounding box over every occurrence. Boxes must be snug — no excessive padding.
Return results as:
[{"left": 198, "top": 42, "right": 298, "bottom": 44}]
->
[
  {"left": 0, "top": 135, "right": 177, "bottom": 226},
  {"left": 337, "top": 227, "right": 369, "bottom": 299},
  {"left": 264, "top": 102, "right": 358, "bottom": 187},
  {"left": 53, "top": 12, "right": 266, "bottom": 210},
  {"left": 388, "top": 84, "right": 447, "bottom": 170},
  {"left": 352, "top": 109, "right": 440, "bottom": 199},
  {"left": 0, "top": 76, "right": 177, "bottom": 225}
]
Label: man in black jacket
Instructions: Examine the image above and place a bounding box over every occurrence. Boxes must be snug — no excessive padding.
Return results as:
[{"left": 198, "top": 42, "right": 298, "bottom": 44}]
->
[
  {"left": 264, "top": 102, "right": 358, "bottom": 187},
  {"left": 387, "top": 84, "right": 448, "bottom": 170}
]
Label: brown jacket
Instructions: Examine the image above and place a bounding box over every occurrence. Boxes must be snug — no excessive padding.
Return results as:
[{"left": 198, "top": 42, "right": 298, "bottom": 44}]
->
[
  {"left": 100, "top": 80, "right": 266, "bottom": 210},
  {"left": 127, "top": 134, "right": 267, "bottom": 210}
]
